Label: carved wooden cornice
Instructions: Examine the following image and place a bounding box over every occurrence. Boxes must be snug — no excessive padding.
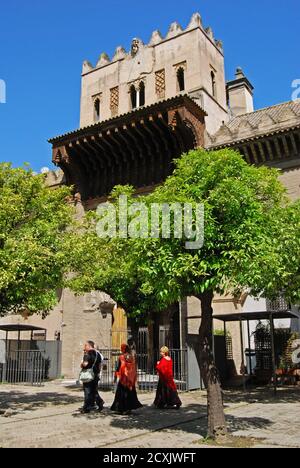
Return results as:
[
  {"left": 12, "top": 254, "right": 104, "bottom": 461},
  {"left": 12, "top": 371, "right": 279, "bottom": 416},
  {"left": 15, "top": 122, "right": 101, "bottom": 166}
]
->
[{"left": 49, "top": 95, "right": 207, "bottom": 201}]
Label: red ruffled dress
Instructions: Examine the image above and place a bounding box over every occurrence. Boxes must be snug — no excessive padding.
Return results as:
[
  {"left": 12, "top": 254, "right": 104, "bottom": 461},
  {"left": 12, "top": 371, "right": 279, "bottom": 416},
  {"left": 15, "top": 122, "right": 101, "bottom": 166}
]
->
[
  {"left": 111, "top": 352, "right": 143, "bottom": 414},
  {"left": 154, "top": 356, "right": 182, "bottom": 409}
]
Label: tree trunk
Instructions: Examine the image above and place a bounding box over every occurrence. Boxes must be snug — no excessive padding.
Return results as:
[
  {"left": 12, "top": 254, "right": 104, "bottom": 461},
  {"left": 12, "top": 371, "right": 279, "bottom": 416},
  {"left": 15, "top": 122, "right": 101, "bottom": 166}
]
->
[{"left": 198, "top": 290, "right": 228, "bottom": 439}]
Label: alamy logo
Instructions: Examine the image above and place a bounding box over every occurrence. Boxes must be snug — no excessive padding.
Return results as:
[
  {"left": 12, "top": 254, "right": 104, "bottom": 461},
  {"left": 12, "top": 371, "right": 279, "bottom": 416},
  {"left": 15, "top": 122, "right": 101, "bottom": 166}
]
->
[
  {"left": 96, "top": 195, "right": 205, "bottom": 250},
  {"left": 0, "top": 79, "right": 6, "bottom": 104},
  {"left": 291, "top": 79, "right": 300, "bottom": 102}
]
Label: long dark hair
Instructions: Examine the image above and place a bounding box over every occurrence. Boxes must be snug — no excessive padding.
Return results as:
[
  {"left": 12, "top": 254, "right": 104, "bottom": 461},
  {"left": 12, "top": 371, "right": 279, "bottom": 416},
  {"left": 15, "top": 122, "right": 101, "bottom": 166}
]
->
[{"left": 127, "top": 338, "right": 137, "bottom": 359}]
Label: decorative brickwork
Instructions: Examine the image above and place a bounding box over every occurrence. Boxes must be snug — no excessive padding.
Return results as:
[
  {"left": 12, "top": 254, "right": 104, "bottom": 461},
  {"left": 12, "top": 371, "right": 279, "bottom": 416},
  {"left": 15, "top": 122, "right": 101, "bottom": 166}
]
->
[
  {"left": 155, "top": 69, "right": 166, "bottom": 99},
  {"left": 110, "top": 86, "right": 119, "bottom": 116}
]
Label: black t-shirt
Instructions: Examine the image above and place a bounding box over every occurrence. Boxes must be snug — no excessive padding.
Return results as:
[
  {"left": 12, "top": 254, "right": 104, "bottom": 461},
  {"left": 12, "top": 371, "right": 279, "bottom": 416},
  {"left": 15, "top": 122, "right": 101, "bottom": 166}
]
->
[{"left": 83, "top": 350, "right": 102, "bottom": 375}]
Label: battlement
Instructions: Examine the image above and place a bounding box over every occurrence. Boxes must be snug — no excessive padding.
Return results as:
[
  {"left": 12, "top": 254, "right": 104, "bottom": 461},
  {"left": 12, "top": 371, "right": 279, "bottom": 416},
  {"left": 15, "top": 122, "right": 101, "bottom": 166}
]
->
[
  {"left": 79, "top": 12, "right": 228, "bottom": 135},
  {"left": 82, "top": 13, "right": 223, "bottom": 75}
]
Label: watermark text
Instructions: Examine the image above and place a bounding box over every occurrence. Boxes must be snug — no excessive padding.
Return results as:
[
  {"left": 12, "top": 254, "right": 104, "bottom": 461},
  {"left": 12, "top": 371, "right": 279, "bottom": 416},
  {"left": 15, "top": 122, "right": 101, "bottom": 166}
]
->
[
  {"left": 96, "top": 196, "right": 204, "bottom": 250},
  {"left": 292, "top": 79, "right": 300, "bottom": 101}
]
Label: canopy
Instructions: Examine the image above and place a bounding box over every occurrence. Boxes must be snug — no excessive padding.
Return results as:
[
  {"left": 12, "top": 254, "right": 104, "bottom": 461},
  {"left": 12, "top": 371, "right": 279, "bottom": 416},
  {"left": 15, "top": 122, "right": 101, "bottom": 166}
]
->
[
  {"left": 212, "top": 309, "right": 300, "bottom": 395},
  {"left": 213, "top": 310, "right": 299, "bottom": 323},
  {"left": 0, "top": 324, "right": 46, "bottom": 332}
]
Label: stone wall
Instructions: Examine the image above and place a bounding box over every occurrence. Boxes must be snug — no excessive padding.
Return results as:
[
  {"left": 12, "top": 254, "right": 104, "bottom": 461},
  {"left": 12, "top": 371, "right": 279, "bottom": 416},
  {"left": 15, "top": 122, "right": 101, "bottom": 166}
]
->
[
  {"left": 0, "top": 303, "right": 63, "bottom": 342},
  {"left": 59, "top": 289, "right": 113, "bottom": 378},
  {"left": 279, "top": 164, "right": 300, "bottom": 201}
]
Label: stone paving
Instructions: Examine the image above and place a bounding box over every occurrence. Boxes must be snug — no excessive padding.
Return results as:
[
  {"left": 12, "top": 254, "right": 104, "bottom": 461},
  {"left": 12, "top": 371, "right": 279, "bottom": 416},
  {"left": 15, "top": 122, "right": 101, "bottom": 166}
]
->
[{"left": 0, "top": 382, "right": 299, "bottom": 448}]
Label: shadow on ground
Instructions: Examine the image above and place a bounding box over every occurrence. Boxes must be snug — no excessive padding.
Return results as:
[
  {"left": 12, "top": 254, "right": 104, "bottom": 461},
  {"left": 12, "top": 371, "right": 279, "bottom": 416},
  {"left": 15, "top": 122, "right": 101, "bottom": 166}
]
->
[
  {"left": 1, "top": 385, "right": 297, "bottom": 442},
  {"left": 0, "top": 390, "right": 82, "bottom": 413},
  {"left": 71, "top": 402, "right": 273, "bottom": 443},
  {"left": 223, "top": 386, "right": 300, "bottom": 405}
]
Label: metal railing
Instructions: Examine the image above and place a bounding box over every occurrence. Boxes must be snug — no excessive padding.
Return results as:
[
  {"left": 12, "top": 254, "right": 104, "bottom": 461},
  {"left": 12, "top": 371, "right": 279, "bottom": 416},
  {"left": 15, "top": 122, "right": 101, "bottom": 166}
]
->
[
  {"left": 0, "top": 350, "right": 47, "bottom": 386},
  {"left": 98, "top": 348, "right": 188, "bottom": 393}
]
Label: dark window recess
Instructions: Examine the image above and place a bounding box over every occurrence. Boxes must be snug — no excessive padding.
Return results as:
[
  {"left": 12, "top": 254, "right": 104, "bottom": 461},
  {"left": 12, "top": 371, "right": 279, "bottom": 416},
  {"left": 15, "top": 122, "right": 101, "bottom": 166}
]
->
[
  {"left": 139, "top": 81, "right": 145, "bottom": 107},
  {"left": 130, "top": 85, "right": 137, "bottom": 109},
  {"left": 177, "top": 67, "right": 185, "bottom": 92},
  {"left": 211, "top": 71, "right": 216, "bottom": 97},
  {"left": 94, "top": 98, "right": 100, "bottom": 121}
]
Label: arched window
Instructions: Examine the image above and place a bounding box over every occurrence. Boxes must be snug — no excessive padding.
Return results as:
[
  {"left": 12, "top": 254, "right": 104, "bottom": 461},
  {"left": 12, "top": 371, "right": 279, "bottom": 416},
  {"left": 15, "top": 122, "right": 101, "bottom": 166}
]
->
[
  {"left": 211, "top": 71, "right": 217, "bottom": 98},
  {"left": 177, "top": 67, "right": 185, "bottom": 92},
  {"left": 130, "top": 85, "right": 137, "bottom": 109},
  {"left": 94, "top": 98, "right": 101, "bottom": 122},
  {"left": 139, "top": 81, "right": 145, "bottom": 107}
]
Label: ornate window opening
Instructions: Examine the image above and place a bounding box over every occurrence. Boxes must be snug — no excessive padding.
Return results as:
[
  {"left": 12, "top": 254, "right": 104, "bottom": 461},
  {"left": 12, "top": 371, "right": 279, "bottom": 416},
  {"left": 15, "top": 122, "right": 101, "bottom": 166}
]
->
[
  {"left": 94, "top": 97, "right": 101, "bottom": 122},
  {"left": 130, "top": 85, "right": 137, "bottom": 109},
  {"left": 211, "top": 71, "right": 217, "bottom": 98},
  {"left": 155, "top": 69, "right": 166, "bottom": 99},
  {"left": 139, "top": 81, "right": 145, "bottom": 107},
  {"left": 177, "top": 67, "right": 185, "bottom": 92},
  {"left": 130, "top": 82, "right": 145, "bottom": 110},
  {"left": 110, "top": 86, "right": 119, "bottom": 116}
]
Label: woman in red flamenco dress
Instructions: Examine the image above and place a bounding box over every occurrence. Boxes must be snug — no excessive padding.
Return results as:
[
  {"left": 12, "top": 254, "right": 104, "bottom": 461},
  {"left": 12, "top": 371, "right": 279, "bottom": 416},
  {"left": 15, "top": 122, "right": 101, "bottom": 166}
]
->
[
  {"left": 154, "top": 346, "right": 182, "bottom": 409},
  {"left": 111, "top": 344, "right": 143, "bottom": 415}
]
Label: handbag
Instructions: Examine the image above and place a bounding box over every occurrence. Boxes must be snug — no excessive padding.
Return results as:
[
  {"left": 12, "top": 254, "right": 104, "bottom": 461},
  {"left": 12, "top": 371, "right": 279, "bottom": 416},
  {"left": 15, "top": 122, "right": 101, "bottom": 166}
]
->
[{"left": 79, "top": 351, "right": 99, "bottom": 384}]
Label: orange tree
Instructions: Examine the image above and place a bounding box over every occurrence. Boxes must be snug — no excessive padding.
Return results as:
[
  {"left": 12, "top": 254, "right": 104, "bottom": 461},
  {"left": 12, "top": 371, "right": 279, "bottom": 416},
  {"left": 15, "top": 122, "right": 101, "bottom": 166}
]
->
[
  {"left": 67, "top": 149, "right": 300, "bottom": 439},
  {"left": 0, "top": 163, "right": 73, "bottom": 316}
]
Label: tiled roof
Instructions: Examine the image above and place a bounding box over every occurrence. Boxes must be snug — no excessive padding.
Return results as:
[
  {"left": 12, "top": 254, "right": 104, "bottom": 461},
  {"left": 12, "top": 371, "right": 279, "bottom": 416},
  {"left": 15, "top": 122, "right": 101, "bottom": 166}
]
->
[{"left": 206, "top": 100, "right": 300, "bottom": 148}]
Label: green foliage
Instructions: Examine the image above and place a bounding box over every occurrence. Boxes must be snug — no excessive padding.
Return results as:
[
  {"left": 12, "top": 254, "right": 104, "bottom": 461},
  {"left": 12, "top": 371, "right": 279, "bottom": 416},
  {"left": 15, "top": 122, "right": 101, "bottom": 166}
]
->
[
  {"left": 0, "top": 163, "right": 74, "bottom": 316},
  {"left": 267, "top": 200, "right": 300, "bottom": 303},
  {"left": 67, "top": 148, "right": 300, "bottom": 318}
]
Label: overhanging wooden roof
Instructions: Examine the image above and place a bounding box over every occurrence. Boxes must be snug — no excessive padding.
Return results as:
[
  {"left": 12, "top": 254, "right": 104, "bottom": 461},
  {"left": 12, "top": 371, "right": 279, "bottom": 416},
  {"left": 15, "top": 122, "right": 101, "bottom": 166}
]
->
[
  {"left": 49, "top": 95, "right": 206, "bottom": 144},
  {"left": 49, "top": 95, "right": 207, "bottom": 201}
]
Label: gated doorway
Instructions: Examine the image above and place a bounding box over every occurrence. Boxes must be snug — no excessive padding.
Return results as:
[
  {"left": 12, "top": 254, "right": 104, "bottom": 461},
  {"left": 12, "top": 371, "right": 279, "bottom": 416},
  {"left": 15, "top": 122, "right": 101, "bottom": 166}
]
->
[
  {"left": 0, "top": 324, "right": 61, "bottom": 385},
  {"left": 2, "top": 350, "right": 47, "bottom": 385}
]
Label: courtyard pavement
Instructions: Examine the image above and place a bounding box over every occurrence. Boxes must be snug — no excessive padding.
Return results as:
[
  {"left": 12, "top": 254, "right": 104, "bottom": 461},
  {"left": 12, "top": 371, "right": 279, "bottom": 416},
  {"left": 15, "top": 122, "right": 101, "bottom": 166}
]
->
[{"left": 0, "top": 382, "right": 299, "bottom": 448}]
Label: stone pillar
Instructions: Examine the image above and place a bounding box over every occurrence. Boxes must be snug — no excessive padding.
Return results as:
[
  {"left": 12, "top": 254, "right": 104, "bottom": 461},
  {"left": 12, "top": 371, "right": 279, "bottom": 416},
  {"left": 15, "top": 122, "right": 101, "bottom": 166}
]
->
[
  {"left": 227, "top": 68, "right": 254, "bottom": 117},
  {"left": 179, "top": 298, "right": 188, "bottom": 349}
]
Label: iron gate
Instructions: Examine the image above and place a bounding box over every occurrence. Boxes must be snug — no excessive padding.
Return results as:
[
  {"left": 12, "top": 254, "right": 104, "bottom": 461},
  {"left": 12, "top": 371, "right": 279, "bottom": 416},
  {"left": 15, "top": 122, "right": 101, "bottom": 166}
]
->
[
  {"left": 1, "top": 350, "right": 47, "bottom": 386},
  {"left": 98, "top": 348, "right": 188, "bottom": 392}
]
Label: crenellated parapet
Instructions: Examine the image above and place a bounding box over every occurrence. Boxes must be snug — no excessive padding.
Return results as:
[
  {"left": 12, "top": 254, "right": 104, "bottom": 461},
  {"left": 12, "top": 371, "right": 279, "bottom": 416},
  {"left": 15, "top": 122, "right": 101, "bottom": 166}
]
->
[
  {"left": 149, "top": 30, "right": 163, "bottom": 46},
  {"left": 166, "top": 22, "right": 183, "bottom": 39},
  {"left": 82, "top": 12, "right": 223, "bottom": 75},
  {"left": 96, "top": 52, "right": 111, "bottom": 68},
  {"left": 112, "top": 46, "right": 127, "bottom": 62}
]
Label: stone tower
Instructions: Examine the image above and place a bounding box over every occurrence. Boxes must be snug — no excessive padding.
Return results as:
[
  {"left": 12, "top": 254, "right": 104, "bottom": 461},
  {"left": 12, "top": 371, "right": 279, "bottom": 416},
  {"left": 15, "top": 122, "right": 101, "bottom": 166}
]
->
[{"left": 80, "top": 13, "right": 228, "bottom": 135}]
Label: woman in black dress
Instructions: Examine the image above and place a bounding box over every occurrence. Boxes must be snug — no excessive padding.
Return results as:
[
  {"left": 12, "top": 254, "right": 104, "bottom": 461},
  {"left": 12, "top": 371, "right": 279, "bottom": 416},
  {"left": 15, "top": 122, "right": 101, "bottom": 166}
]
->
[
  {"left": 111, "top": 344, "right": 143, "bottom": 415},
  {"left": 154, "top": 346, "right": 182, "bottom": 409}
]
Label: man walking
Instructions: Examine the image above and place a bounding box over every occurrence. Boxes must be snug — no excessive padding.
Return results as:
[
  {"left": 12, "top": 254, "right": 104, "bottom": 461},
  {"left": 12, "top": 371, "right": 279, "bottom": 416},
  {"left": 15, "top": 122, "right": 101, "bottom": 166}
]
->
[{"left": 80, "top": 341, "right": 104, "bottom": 414}]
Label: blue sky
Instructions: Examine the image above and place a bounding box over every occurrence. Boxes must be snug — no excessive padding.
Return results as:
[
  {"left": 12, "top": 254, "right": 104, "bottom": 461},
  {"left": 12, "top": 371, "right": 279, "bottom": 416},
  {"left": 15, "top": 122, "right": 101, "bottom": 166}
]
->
[{"left": 0, "top": 0, "right": 299, "bottom": 171}]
